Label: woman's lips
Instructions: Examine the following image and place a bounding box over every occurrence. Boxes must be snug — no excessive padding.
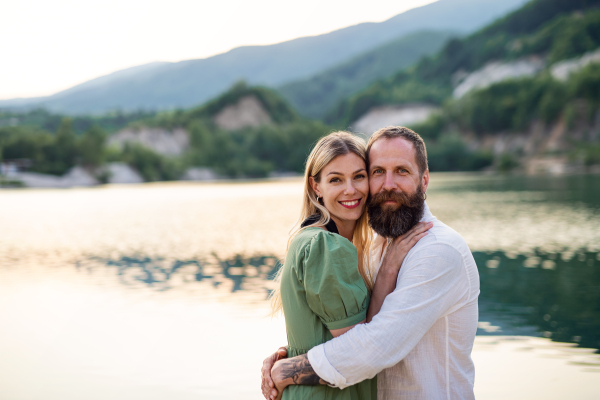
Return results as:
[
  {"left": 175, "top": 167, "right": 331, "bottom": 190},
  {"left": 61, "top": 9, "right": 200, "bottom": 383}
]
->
[{"left": 339, "top": 199, "right": 362, "bottom": 209}]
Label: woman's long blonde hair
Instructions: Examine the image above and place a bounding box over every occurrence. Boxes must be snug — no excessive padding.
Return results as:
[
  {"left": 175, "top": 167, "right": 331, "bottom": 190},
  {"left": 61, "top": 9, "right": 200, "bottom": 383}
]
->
[{"left": 270, "top": 131, "right": 374, "bottom": 315}]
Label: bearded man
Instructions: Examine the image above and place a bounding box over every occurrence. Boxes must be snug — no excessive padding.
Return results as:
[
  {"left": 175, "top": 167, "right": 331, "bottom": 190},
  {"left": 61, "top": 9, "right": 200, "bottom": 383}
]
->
[{"left": 261, "top": 126, "right": 480, "bottom": 400}]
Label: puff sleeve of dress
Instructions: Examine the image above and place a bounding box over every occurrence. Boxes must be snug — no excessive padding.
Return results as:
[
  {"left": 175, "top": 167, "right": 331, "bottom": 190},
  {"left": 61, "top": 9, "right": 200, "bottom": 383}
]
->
[{"left": 302, "top": 231, "right": 370, "bottom": 331}]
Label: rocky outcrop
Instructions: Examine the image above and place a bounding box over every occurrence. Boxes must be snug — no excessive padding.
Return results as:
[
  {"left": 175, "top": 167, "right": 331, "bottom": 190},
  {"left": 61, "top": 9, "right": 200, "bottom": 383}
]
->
[
  {"left": 104, "top": 163, "right": 144, "bottom": 184},
  {"left": 9, "top": 166, "right": 98, "bottom": 188},
  {"left": 551, "top": 47, "right": 600, "bottom": 81},
  {"left": 180, "top": 167, "right": 218, "bottom": 181},
  {"left": 108, "top": 127, "right": 189, "bottom": 156},
  {"left": 352, "top": 103, "right": 438, "bottom": 135},
  {"left": 213, "top": 95, "right": 272, "bottom": 131},
  {"left": 453, "top": 57, "right": 545, "bottom": 98},
  {"left": 466, "top": 115, "right": 600, "bottom": 174}
]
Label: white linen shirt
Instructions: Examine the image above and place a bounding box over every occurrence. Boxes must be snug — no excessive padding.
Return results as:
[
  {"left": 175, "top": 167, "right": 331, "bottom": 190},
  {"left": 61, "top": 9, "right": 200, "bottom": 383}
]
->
[{"left": 307, "top": 203, "right": 480, "bottom": 400}]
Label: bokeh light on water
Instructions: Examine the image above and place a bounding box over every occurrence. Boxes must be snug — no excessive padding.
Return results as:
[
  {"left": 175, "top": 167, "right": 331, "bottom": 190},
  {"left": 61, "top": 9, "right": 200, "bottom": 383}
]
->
[{"left": 1, "top": 174, "right": 599, "bottom": 399}]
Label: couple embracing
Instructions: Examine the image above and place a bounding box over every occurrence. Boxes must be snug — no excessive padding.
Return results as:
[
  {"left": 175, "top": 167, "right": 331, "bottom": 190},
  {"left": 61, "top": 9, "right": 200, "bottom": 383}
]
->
[{"left": 261, "top": 126, "right": 479, "bottom": 400}]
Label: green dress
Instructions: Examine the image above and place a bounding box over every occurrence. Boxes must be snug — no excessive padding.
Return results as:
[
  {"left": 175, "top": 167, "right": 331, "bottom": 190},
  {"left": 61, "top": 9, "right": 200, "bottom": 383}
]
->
[{"left": 280, "top": 227, "right": 377, "bottom": 400}]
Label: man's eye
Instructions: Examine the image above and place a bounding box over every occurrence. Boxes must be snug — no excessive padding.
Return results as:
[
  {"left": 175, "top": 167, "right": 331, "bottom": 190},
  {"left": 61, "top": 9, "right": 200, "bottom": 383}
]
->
[
  {"left": 373, "top": 169, "right": 383, "bottom": 175},
  {"left": 399, "top": 169, "right": 408, "bottom": 174}
]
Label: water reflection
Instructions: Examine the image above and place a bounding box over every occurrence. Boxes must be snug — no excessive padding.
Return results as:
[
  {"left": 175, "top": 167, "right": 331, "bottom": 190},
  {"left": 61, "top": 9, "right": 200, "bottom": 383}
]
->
[
  {"left": 475, "top": 250, "right": 600, "bottom": 352},
  {"left": 79, "top": 248, "right": 600, "bottom": 354},
  {"left": 81, "top": 254, "right": 281, "bottom": 294}
]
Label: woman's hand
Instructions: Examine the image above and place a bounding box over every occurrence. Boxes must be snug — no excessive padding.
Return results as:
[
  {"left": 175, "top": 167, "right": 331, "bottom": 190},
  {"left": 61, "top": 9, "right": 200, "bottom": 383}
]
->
[
  {"left": 380, "top": 221, "right": 433, "bottom": 275},
  {"left": 261, "top": 347, "right": 287, "bottom": 399},
  {"left": 367, "top": 221, "right": 432, "bottom": 322}
]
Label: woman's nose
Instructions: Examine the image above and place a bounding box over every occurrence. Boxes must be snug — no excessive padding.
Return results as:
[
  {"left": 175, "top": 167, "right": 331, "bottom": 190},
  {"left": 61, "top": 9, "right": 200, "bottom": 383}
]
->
[{"left": 344, "top": 181, "right": 357, "bottom": 195}]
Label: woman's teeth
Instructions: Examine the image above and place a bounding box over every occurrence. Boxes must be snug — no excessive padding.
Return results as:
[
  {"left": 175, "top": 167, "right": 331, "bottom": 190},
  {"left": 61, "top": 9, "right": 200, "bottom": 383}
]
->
[{"left": 340, "top": 200, "right": 359, "bottom": 206}]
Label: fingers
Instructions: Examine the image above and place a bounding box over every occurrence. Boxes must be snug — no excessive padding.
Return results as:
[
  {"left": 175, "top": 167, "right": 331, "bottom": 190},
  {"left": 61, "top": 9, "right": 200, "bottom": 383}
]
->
[
  {"left": 393, "top": 221, "right": 432, "bottom": 245},
  {"left": 410, "top": 231, "right": 429, "bottom": 245},
  {"left": 277, "top": 347, "right": 288, "bottom": 358}
]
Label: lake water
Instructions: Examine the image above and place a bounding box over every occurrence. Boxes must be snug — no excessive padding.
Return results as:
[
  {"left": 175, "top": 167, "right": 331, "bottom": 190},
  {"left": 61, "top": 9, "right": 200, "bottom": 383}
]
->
[{"left": 1, "top": 174, "right": 599, "bottom": 399}]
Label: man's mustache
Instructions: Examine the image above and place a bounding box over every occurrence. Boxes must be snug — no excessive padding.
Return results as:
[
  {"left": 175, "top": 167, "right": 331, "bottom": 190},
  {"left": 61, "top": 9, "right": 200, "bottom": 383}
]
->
[{"left": 369, "top": 189, "right": 422, "bottom": 208}]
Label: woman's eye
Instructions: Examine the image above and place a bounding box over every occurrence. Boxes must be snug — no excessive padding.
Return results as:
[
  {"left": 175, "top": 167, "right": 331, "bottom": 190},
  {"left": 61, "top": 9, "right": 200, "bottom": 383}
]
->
[
  {"left": 329, "top": 177, "right": 340, "bottom": 183},
  {"left": 355, "top": 174, "right": 365, "bottom": 180}
]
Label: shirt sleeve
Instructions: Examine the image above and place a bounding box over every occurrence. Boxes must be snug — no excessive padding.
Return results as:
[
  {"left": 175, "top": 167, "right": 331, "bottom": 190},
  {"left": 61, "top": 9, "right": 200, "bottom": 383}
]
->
[
  {"left": 307, "top": 242, "right": 469, "bottom": 388},
  {"left": 302, "top": 231, "right": 369, "bottom": 331}
]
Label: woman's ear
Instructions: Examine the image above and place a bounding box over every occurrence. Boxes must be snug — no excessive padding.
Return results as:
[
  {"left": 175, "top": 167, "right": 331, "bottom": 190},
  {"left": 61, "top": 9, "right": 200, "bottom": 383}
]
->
[{"left": 309, "top": 176, "right": 321, "bottom": 197}]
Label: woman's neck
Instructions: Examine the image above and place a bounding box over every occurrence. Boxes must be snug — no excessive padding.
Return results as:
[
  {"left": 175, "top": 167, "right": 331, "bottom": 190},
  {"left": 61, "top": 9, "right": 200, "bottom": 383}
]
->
[{"left": 330, "top": 216, "right": 356, "bottom": 242}]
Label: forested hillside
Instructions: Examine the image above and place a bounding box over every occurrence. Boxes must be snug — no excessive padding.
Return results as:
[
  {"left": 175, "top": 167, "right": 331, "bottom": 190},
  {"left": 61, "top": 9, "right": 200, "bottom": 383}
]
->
[
  {"left": 278, "top": 31, "right": 455, "bottom": 119},
  {"left": 0, "top": 83, "right": 328, "bottom": 181},
  {"left": 322, "top": 0, "right": 600, "bottom": 172},
  {"left": 329, "top": 0, "right": 600, "bottom": 127}
]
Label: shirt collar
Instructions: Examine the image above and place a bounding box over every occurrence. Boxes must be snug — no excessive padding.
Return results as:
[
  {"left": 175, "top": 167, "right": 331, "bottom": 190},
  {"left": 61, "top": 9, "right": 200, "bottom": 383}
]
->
[
  {"left": 300, "top": 213, "right": 339, "bottom": 234},
  {"left": 420, "top": 202, "right": 434, "bottom": 223}
]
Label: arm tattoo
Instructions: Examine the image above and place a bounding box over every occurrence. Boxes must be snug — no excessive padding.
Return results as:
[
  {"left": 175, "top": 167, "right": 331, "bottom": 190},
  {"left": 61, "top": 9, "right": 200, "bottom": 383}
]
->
[{"left": 281, "top": 354, "right": 329, "bottom": 386}]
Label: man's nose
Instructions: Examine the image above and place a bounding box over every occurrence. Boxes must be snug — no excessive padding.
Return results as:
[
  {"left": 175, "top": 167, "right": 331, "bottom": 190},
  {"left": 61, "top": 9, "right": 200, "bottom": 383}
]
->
[{"left": 382, "top": 172, "right": 396, "bottom": 191}]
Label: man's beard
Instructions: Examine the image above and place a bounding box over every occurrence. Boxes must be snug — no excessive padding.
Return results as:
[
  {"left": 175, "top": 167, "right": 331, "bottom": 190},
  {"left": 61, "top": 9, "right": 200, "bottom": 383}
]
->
[{"left": 367, "top": 184, "right": 425, "bottom": 238}]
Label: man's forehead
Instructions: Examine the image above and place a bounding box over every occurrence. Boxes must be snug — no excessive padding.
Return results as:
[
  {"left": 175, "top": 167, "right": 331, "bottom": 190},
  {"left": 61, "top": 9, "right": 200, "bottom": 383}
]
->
[{"left": 369, "top": 137, "right": 417, "bottom": 167}]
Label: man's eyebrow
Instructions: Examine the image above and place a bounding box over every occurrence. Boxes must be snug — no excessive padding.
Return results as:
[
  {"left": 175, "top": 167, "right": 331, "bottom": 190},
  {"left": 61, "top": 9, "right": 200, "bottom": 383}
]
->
[
  {"left": 369, "top": 164, "right": 412, "bottom": 171},
  {"left": 327, "top": 168, "right": 366, "bottom": 176}
]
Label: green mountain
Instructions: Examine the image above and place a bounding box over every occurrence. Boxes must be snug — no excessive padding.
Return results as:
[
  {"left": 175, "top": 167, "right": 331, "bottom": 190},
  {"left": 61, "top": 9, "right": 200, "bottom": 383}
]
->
[
  {"left": 328, "top": 0, "right": 600, "bottom": 127},
  {"left": 278, "top": 31, "right": 455, "bottom": 119},
  {"left": 327, "top": 0, "right": 600, "bottom": 172},
  {"left": 0, "top": 0, "right": 528, "bottom": 115}
]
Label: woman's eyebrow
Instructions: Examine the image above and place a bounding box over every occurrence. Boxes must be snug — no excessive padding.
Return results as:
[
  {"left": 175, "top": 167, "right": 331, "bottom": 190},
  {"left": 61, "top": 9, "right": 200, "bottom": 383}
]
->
[{"left": 327, "top": 168, "right": 366, "bottom": 176}]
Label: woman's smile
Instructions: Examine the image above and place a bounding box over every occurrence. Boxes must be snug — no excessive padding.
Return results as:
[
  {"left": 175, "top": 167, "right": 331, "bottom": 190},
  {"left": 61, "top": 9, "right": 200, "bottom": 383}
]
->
[{"left": 339, "top": 199, "right": 362, "bottom": 209}]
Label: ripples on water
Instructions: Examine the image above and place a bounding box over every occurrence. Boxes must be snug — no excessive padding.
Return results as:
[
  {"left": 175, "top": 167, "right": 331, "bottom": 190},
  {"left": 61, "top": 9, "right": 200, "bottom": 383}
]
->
[{"left": 1, "top": 174, "right": 599, "bottom": 399}]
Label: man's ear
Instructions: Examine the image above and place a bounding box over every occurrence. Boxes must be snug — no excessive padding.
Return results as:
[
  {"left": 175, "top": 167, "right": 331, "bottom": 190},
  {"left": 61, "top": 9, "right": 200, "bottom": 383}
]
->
[
  {"left": 422, "top": 169, "right": 430, "bottom": 193},
  {"left": 309, "top": 176, "right": 320, "bottom": 197}
]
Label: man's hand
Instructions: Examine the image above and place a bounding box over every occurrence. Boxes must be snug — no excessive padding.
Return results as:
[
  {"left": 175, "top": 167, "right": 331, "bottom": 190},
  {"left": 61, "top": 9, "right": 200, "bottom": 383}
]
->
[
  {"left": 261, "top": 347, "right": 287, "bottom": 399},
  {"left": 270, "top": 354, "right": 329, "bottom": 399}
]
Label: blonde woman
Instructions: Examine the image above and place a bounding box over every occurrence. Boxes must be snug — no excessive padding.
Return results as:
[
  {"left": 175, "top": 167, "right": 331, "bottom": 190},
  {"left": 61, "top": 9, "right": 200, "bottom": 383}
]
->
[{"left": 268, "top": 131, "right": 430, "bottom": 400}]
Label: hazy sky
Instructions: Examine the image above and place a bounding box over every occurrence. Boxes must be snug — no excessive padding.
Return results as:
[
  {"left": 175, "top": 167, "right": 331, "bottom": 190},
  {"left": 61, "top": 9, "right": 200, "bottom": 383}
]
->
[{"left": 2, "top": 0, "right": 436, "bottom": 100}]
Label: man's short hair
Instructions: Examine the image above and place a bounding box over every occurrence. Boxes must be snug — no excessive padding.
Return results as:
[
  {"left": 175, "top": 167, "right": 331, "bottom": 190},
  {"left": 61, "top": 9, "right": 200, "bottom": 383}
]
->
[{"left": 366, "top": 126, "right": 428, "bottom": 176}]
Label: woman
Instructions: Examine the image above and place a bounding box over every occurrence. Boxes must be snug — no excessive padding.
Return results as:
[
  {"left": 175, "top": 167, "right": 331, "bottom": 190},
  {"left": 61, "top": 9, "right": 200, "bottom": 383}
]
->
[{"left": 269, "top": 131, "right": 430, "bottom": 400}]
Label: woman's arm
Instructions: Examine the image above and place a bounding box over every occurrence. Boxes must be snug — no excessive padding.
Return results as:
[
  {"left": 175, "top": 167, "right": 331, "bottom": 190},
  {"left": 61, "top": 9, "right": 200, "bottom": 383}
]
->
[
  {"left": 330, "top": 319, "right": 366, "bottom": 337},
  {"left": 366, "top": 221, "right": 432, "bottom": 322}
]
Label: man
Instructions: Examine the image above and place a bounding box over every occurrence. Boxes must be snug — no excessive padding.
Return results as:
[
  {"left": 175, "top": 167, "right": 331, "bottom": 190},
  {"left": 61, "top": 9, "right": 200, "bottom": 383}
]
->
[{"left": 261, "top": 126, "right": 480, "bottom": 400}]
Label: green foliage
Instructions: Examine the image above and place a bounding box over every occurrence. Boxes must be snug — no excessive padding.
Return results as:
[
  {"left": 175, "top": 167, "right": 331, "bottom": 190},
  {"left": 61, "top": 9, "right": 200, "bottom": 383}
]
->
[
  {"left": 328, "top": 0, "right": 600, "bottom": 127},
  {"left": 0, "top": 120, "right": 111, "bottom": 176},
  {"left": 326, "top": 73, "right": 450, "bottom": 127},
  {"left": 78, "top": 126, "right": 107, "bottom": 167},
  {"left": 119, "top": 143, "right": 184, "bottom": 182},
  {"left": 426, "top": 134, "right": 493, "bottom": 172},
  {"left": 448, "top": 64, "right": 600, "bottom": 136},
  {"left": 279, "top": 31, "right": 455, "bottom": 119},
  {"left": 583, "top": 145, "right": 600, "bottom": 166},
  {"left": 184, "top": 120, "right": 328, "bottom": 177},
  {"left": 0, "top": 84, "right": 332, "bottom": 180},
  {"left": 407, "top": 113, "right": 445, "bottom": 140},
  {"left": 518, "top": 10, "right": 600, "bottom": 64},
  {"left": 497, "top": 153, "right": 520, "bottom": 172},
  {"left": 184, "top": 81, "right": 298, "bottom": 126},
  {"left": 0, "top": 108, "right": 154, "bottom": 134},
  {"left": 569, "top": 63, "right": 600, "bottom": 104}
]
